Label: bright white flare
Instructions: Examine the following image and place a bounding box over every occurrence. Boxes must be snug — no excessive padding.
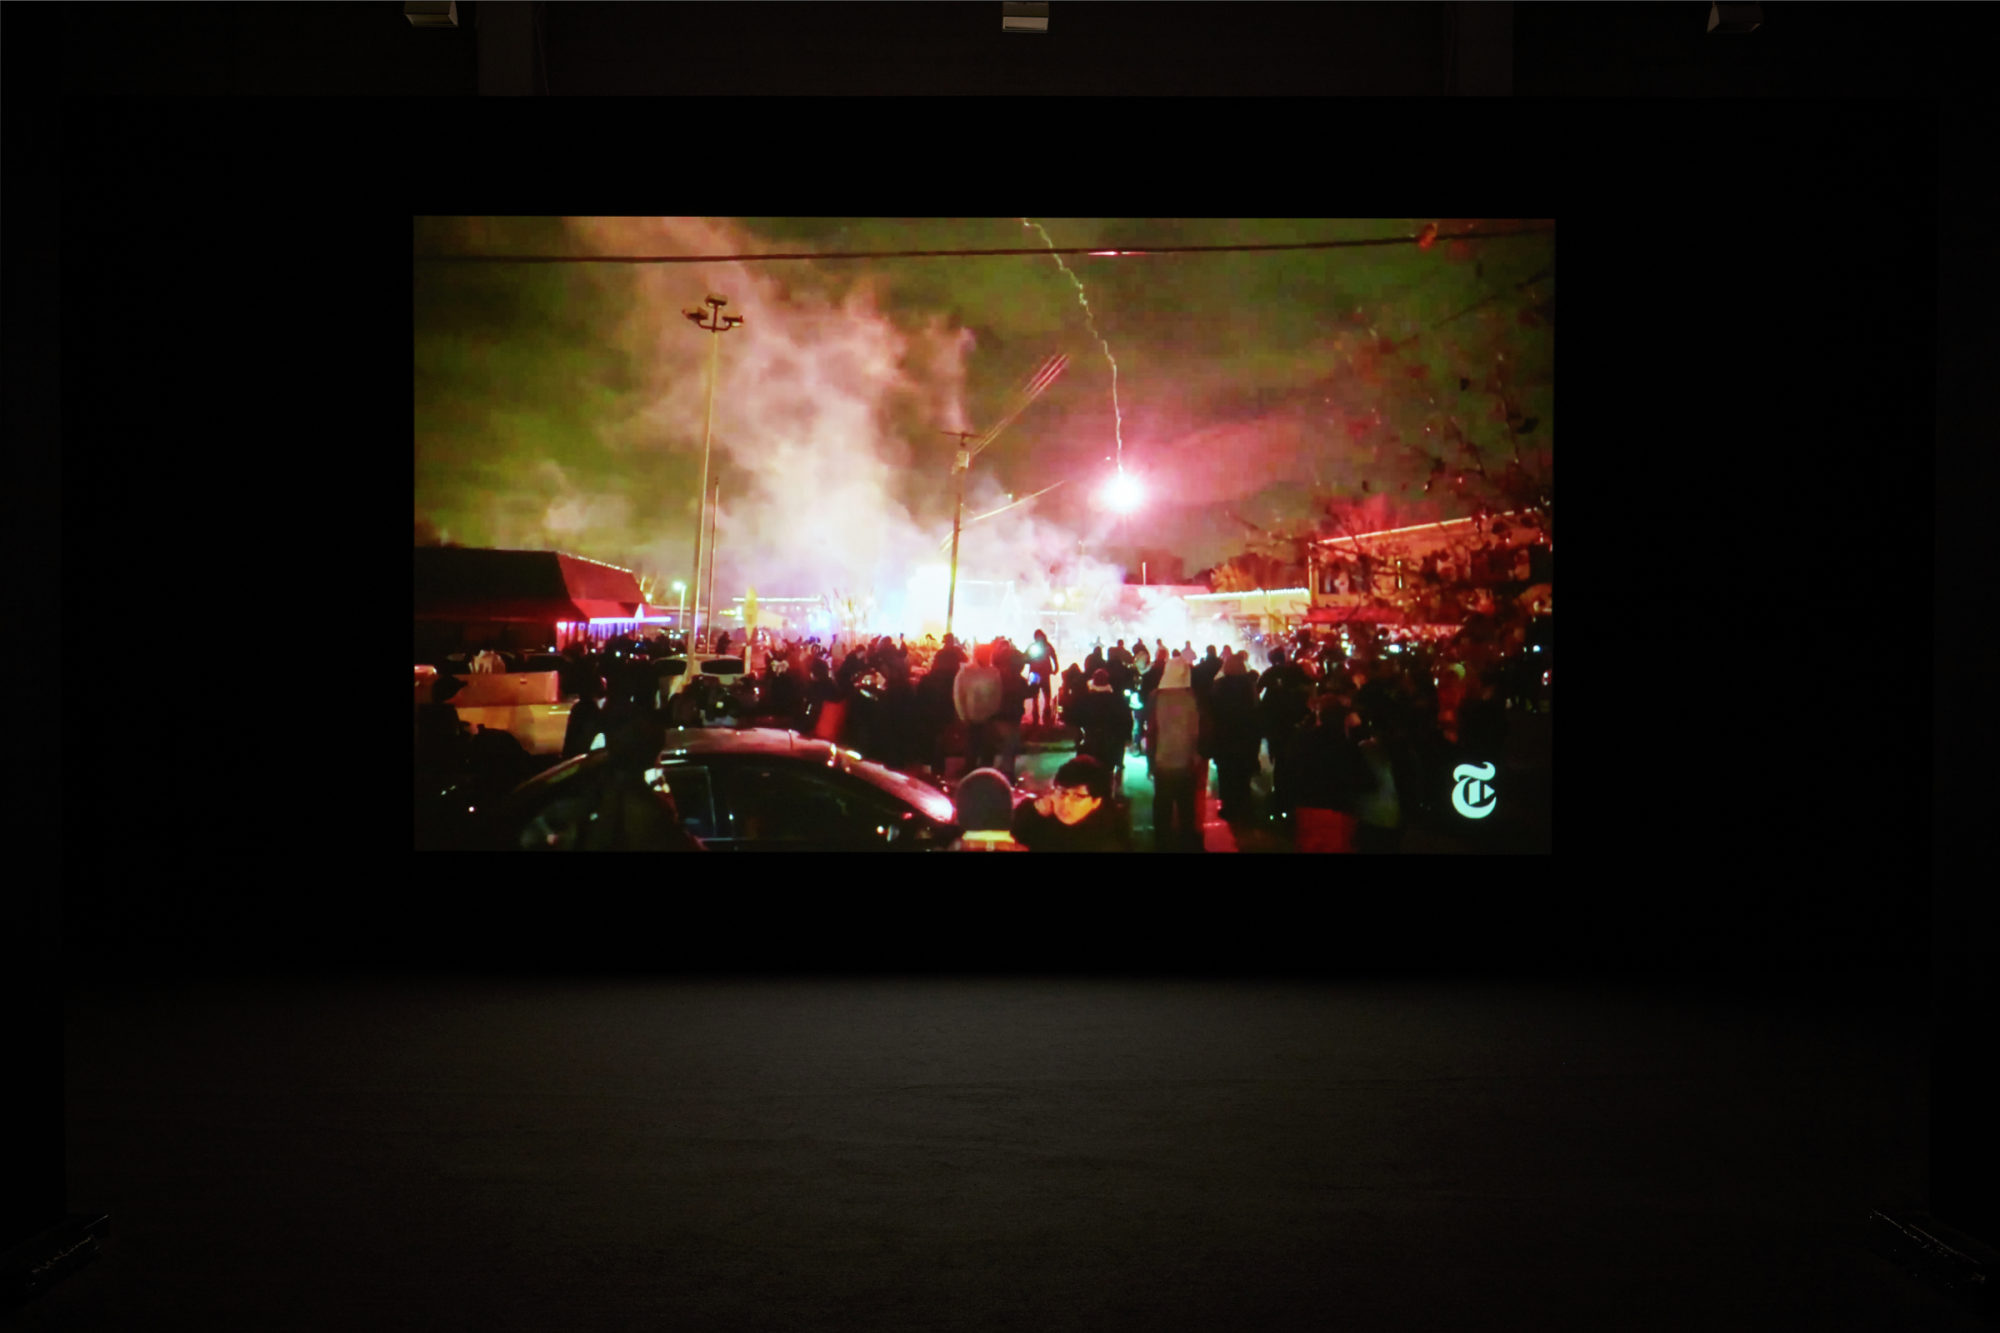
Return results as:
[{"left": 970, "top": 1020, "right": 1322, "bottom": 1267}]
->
[{"left": 1099, "top": 470, "right": 1144, "bottom": 514}]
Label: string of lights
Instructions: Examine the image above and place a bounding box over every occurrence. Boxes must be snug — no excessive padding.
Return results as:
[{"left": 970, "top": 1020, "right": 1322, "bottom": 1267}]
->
[{"left": 412, "top": 226, "right": 1554, "bottom": 265}]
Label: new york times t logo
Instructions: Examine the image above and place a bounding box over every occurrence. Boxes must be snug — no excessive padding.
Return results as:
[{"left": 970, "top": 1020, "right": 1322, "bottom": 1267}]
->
[{"left": 1451, "top": 761, "right": 1498, "bottom": 820}]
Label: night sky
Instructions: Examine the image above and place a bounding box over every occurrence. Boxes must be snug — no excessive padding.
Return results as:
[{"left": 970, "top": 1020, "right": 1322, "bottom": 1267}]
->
[{"left": 414, "top": 217, "right": 1553, "bottom": 634}]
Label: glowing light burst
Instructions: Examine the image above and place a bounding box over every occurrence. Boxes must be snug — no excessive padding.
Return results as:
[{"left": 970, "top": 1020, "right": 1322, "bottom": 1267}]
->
[
  {"left": 1023, "top": 218, "right": 1125, "bottom": 470},
  {"left": 1099, "top": 470, "right": 1144, "bottom": 514}
]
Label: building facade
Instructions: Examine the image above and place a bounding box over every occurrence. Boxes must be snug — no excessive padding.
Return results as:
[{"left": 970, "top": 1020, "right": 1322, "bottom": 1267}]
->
[{"left": 1307, "top": 511, "right": 1552, "bottom": 629}]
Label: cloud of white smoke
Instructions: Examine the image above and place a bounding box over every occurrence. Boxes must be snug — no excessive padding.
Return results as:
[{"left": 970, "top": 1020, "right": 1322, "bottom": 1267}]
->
[{"left": 554, "top": 216, "right": 1144, "bottom": 643}]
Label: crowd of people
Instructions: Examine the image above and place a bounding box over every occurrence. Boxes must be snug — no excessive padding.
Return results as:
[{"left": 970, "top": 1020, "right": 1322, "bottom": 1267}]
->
[{"left": 424, "top": 615, "right": 1547, "bottom": 854}]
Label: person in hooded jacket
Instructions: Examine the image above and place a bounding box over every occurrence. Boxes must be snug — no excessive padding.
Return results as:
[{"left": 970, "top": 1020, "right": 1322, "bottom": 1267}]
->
[
  {"left": 1148, "top": 654, "right": 1205, "bottom": 851},
  {"left": 1076, "top": 667, "right": 1132, "bottom": 791},
  {"left": 1058, "top": 661, "right": 1088, "bottom": 735},
  {"left": 953, "top": 640, "right": 1004, "bottom": 771}
]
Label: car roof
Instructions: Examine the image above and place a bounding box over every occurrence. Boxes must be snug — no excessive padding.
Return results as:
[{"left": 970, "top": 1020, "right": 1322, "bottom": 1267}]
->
[
  {"left": 509, "top": 728, "right": 957, "bottom": 826},
  {"left": 658, "top": 726, "right": 817, "bottom": 758},
  {"left": 657, "top": 728, "right": 958, "bottom": 825}
]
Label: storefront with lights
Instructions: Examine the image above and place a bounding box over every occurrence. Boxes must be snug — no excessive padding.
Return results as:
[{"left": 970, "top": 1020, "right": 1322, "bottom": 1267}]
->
[{"left": 414, "top": 547, "right": 650, "bottom": 659}]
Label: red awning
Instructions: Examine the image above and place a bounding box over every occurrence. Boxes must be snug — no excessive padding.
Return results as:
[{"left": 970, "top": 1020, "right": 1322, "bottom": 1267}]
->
[{"left": 415, "top": 549, "right": 646, "bottom": 624}]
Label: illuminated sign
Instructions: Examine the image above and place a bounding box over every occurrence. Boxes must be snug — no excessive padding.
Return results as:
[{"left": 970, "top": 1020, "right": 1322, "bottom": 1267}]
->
[{"left": 1451, "top": 761, "right": 1498, "bottom": 820}]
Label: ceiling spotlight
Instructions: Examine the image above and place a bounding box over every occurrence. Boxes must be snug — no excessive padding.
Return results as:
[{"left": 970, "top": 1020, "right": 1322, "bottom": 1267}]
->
[
  {"left": 1707, "top": 2, "right": 1762, "bottom": 33},
  {"left": 1003, "top": 2, "right": 1049, "bottom": 33},
  {"left": 405, "top": 0, "right": 458, "bottom": 26}
]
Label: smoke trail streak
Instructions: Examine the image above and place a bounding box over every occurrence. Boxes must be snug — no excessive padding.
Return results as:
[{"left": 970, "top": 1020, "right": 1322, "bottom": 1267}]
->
[{"left": 1023, "top": 219, "right": 1125, "bottom": 470}]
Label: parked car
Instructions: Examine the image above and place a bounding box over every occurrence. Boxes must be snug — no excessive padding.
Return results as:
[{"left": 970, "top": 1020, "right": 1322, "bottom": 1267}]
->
[
  {"left": 654, "top": 654, "right": 751, "bottom": 724},
  {"left": 481, "top": 726, "right": 964, "bottom": 852}
]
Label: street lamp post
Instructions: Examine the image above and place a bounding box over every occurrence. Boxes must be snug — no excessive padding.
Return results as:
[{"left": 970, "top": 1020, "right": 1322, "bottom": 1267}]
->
[
  {"left": 684, "top": 295, "right": 743, "bottom": 654},
  {"left": 673, "top": 580, "right": 687, "bottom": 643},
  {"left": 704, "top": 476, "right": 721, "bottom": 651}
]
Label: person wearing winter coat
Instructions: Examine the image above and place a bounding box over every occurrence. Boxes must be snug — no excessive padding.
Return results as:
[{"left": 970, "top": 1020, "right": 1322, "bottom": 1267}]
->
[
  {"left": 1147, "top": 655, "right": 1205, "bottom": 852},
  {"left": 953, "top": 641, "right": 1004, "bottom": 771}
]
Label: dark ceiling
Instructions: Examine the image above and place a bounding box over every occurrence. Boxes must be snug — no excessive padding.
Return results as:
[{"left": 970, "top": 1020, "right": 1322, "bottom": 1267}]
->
[{"left": 45, "top": 2, "right": 1988, "bottom": 99}]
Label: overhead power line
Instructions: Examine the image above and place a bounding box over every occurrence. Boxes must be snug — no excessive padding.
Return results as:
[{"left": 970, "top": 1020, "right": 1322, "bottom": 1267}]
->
[{"left": 412, "top": 226, "right": 1553, "bottom": 265}]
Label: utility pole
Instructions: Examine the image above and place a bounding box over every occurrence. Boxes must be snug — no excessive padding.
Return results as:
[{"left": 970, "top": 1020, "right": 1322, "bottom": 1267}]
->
[
  {"left": 942, "top": 430, "right": 978, "bottom": 639},
  {"left": 684, "top": 295, "right": 743, "bottom": 655}
]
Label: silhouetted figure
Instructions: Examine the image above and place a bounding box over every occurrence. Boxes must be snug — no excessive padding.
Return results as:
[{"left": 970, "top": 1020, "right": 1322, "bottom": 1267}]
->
[
  {"left": 1210, "top": 651, "right": 1262, "bottom": 822},
  {"left": 1025, "top": 629, "right": 1060, "bottom": 727},
  {"left": 1289, "top": 687, "right": 1374, "bottom": 852},
  {"left": 1076, "top": 668, "right": 1132, "bottom": 792},
  {"left": 1058, "top": 662, "right": 1088, "bottom": 734},
  {"left": 1258, "top": 647, "right": 1312, "bottom": 821},
  {"left": 992, "top": 637, "right": 1030, "bottom": 781}
]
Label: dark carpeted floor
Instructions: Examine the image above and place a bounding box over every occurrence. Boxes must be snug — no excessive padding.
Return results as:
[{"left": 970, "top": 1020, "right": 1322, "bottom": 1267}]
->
[{"left": 23, "top": 975, "right": 1983, "bottom": 1332}]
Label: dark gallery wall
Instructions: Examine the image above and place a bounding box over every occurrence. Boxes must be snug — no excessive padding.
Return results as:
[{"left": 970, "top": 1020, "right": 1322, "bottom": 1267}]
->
[{"left": 8, "top": 0, "right": 1987, "bottom": 1314}]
